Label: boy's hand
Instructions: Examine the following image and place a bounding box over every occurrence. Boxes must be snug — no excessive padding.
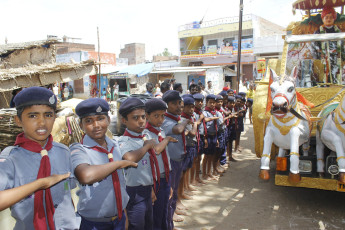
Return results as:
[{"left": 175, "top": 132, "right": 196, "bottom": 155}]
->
[
  {"left": 166, "top": 136, "right": 178, "bottom": 143},
  {"left": 204, "top": 138, "right": 208, "bottom": 148},
  {"left": 196, "top": 120, "right": 201, "bottom": 125},
  {"left": 40, "top": 173, "right": 70, "bottom": 189},
  {"left": 119, "top": 160, "right": 138, "bottom": 169},
  {"left": 169, "top": 187, "right": 173, "bottom": 200},
  {"left": 144, "top": 139, "right": 156, "bottom": 149},
  {"left": 216, "top": 140, "right": 219, "bottom": 148},
  {"left": 151, "top": 188, "right": 157, "bottom": 205}
]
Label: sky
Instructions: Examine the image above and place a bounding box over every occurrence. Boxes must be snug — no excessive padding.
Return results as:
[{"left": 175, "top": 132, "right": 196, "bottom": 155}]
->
[{"left": 1, "top": 0, "right": 302, "bottom": 60}]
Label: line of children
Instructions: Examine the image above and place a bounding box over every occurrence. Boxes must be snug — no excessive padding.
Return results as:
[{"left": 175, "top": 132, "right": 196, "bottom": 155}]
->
[{"left": 0, "top": 86, "right": 253, "bottom": 230}]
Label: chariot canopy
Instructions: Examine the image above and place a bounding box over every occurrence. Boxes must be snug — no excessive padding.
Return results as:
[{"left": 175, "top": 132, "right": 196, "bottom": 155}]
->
[{"left": 293, "top": 0, "right": 345, "bottom": 11}]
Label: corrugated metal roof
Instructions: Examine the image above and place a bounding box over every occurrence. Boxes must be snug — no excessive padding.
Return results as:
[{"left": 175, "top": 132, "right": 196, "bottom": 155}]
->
[{"left": 117, "top": 63, "right": 154, "bottom": 77}]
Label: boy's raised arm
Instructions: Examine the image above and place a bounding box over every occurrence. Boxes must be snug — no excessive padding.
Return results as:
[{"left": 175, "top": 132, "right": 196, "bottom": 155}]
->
[
  {"left": 122, "top": 139, "right": 156, "bottom": 162},
  {"left": 172, "top": 119, "right": 191, "bottom": 134},
  {"left": 0, "top": 173, "right": 70, "bottom": 211},
  {"left": 154, "top": 136, "right": 177, "bottom": 154},
  {"left": 74, "top": 160, "right": 137, "bottom": 185}
]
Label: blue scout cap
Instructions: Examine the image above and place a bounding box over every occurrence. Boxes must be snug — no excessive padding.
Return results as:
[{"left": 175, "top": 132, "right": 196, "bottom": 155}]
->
[
  {"left": 162, "top": 90, "right": 181, "bottom": 103},
  {"left": 193, "top": 93, "right": 204, "bottom": 100},
  {"left": 75, "top": 98, "right": 109, "bottom": 118},
  {"left": 238, "top": 92, "right": 247, "bottom": 97},
  {"left": 235, "top": 95, "right": 242, "bottom": 100},
  {"left": 182, "top": 94, "right": 193, "bottom": 99},
  {"left": 206, "top": 94, "right": 217, "bottom": 100},
  {"left": 215, "top": 95, "right": 223, "bottom": 101},
  {"left": 228, "top": 96, "right": 235, "bottom": 102},
  {"left": 227, "top": 89, "right": 234, "bottom": 93},
  {"left": 219, "top": 91, "right": 227, "bottom": 97},
  {"left": 145, "top": 98, "right": 167, "bottom": 113},
  {"left": 247, "top": 98, "right": 253, "bottom": 104},
  {"left": 14, "top": 86, "right": 57, "bottom": 109},
  {"left": 183, "top": 96, "right": 195, "bottom": 105},
  {"left": 119, "top": 97, "right": 145, "bottom": 117}
]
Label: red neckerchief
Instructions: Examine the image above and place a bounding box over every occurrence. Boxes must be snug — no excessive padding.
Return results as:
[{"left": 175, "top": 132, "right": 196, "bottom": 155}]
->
[
  {"left": 145, "top": 122, "right": 169, "bottom": 183},
  {"left": 89, "top": 145, "right": 123, "bottom": 220},
  {"left": 14, "top": 133, "right": 55, "bottom": 230},
  {"left": 194, "top": 108, "right": 207, "bottom": 137},
  {"left": 123, "top": 130, "right": 160, "bottom": 192},
  {"left": 204, "top": 107, "right": 218, "bottom": 133},
  {"left": 164, "top": 113, "right": 186, "bottom": 154}
]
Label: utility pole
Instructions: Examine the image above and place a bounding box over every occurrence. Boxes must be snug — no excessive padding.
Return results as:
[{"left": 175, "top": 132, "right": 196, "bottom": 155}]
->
[
  {"left": 97, "top": 27, "right": 101, "bottom": 98},
  {"left": 236, "top": 0, "right": 243, "bottom": 93}
]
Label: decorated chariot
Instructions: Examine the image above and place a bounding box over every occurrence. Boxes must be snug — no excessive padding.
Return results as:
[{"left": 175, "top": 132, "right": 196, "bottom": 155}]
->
[{"left": 253, "top": 0, "right": 345, "bottom": 191}]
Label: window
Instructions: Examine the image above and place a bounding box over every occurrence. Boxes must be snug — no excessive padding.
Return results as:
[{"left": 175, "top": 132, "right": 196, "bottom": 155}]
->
[{"left": 207, "top": 39, "right": 218, "bottom": 47}]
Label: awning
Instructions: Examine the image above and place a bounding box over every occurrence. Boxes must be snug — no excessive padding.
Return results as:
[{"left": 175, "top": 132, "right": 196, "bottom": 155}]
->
[{"left": 118, "top": 63, "right": 154, "bottom": 77}]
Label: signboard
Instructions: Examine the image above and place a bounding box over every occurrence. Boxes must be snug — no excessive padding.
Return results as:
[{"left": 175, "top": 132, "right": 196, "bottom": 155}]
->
[
  {"left": 221, "top": 46, "right": 233, "bottom": 55},
  {"left": 232, "top": 38, "right": 253, "bottom": 54},
  {"left": 206, "top": 45, "right": 218, "bottom": 54},
  {"left": 110, "top": 73, "right": 128, "bottom": 79}
]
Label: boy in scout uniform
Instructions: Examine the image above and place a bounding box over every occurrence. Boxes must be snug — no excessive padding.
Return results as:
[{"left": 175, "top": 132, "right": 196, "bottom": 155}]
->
[
  {"left": 161, "top": 90, "right": 191, "bottom": 228},
  {"left": 227, "top": 96, "right": 238, "bottom": 162},
  {"left": 70, "top": 98, "right": 137, "bottom": 230},
  {"left": 0, "top": 86, "right": 80, "bottom": 230},
  {"left": 180, "top": 96, "right": 199, "bottom": 198},
  {"left": 118, "top": 97, "right": 158, "bottom": 230},
  {"left": 202, "top": 94, "right": 220, "bottom": 180},
  {"left": 143, "top": 98, "right": 177, "bottom": 230},
  {"left": 234, "top": 95, "right": 246, "bottom": 153},
  {"left": 191, "top": 93, "right": 206, "bottom": 186},
  {"left": 214, "top": 95, "right": 228, "bottom": 176}
]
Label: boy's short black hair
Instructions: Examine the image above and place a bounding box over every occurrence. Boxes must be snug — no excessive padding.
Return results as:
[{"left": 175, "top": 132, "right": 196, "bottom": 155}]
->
[
  {"left": 173, "top": 83, "right": 182, "bottom": 90},
  {"left": 160, "top": 81, "right": 170, "bottom": 92},
  {"left": 146, "top": 82, "right": 154, "bottom": 90},
  {"left": 189, "top": 83, "right": 197, "bottom": 91}
]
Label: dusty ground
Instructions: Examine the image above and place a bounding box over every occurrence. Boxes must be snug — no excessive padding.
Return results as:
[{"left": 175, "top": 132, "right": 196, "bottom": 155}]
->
[{"left": 174, "top": 119, "right": 345, "bottom": 230}]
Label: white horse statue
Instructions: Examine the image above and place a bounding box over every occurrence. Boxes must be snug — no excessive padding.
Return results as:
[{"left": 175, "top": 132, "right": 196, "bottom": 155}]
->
[
  {"left": 316, "top": 93, "right": 345, "bottom": 183},
  {"left": 259, "top": 67, "right": 311, "bottom": 183}
]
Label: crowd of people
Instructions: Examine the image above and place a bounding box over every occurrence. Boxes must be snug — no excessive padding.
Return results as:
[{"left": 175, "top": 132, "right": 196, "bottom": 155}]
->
[{"left": 0, "top": 79, "right": 254, "bottom": 230}]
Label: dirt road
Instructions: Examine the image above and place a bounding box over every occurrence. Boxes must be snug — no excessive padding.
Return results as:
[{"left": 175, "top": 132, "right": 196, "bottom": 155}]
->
[{"left": 175, "top": 120, "right": 345, "bottom": 230}]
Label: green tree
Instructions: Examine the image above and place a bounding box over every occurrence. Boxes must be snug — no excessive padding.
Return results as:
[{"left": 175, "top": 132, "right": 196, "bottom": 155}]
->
[{"left": 161, "top": 48, "right": 172, "bottom": 56}]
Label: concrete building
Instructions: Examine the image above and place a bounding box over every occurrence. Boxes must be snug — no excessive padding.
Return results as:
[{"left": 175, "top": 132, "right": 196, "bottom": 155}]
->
[
  {"left": 54, "top": 36, "right": 95, "bottom": 54},
  {"left": 119, "top": 43, "right": 145, "bottom": 65},
  {"left": 178, "top": 14, "right": 285, "bottom": 88}
]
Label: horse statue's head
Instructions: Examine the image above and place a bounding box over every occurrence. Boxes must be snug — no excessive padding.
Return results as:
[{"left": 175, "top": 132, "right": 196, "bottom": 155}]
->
[{"left": 270, "top": 67, "right": 298, "bottom": 118}]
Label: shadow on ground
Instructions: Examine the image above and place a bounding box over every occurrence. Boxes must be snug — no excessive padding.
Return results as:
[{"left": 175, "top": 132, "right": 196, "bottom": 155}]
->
[{"left": 175, "top": 121, "right": 345, "bottom": 230}]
